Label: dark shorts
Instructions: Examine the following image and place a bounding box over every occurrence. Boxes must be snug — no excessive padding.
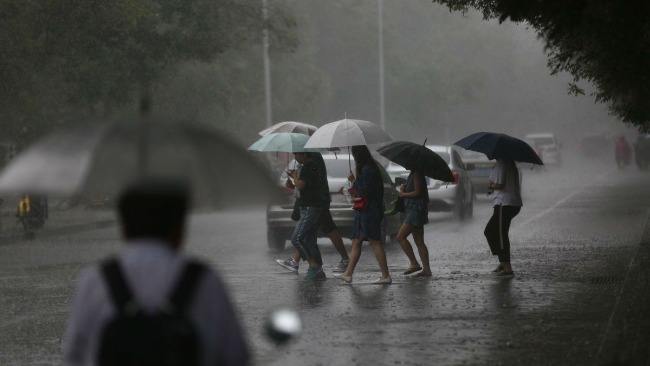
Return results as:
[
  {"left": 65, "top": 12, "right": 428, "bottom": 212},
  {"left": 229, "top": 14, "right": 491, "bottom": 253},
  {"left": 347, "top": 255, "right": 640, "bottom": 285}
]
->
[{"left": 318, "top": 210, "right": 337, "bottom": 234}]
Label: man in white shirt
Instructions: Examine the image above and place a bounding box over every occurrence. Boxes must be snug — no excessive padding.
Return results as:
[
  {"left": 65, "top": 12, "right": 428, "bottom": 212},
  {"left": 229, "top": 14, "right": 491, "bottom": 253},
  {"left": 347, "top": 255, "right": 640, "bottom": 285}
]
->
[
  {"left": 62, "top": 180, "right": 249, "bottom": 366},
  {"left": 484, "top": 159, "right": 522, "bottom": 276}
]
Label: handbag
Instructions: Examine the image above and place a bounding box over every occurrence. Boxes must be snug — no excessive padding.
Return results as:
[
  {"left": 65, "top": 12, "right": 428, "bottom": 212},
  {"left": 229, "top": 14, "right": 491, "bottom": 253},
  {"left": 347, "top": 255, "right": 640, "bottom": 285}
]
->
[{"left": 352, "top": 196, "right": 367, "bottom": 211}]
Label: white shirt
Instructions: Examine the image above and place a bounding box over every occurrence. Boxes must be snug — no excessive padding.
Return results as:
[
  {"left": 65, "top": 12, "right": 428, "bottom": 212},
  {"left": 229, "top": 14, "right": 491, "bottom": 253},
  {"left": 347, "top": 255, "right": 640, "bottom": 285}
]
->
[
  {"left": 62, "top": 240, "right": 249, "bottom": 366},
  {"left": 489, "top": 160, "right": 522, "bottom": 207}
]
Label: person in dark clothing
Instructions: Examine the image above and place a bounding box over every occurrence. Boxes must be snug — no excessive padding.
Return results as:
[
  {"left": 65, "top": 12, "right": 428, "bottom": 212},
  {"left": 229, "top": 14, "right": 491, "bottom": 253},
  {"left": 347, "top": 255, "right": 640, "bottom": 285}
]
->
[
  {"left": 287, "top": 152, "right": 328, "bottom": 280},
  {"left": 396, "top": 169, "right": 432, "bottom": 277},
  {"left": 339, "top": 146, "right": 391, "bottom": 284},
  {"left": 276, "top": 153, "right": 350, "bottom": 274}
]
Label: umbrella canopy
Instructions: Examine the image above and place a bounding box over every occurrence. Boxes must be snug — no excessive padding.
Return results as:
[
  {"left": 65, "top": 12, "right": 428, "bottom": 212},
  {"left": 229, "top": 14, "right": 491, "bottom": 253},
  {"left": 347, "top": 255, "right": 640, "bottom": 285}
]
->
[
  {"left": 0, "top": 121, "right": 280, "bottom": 207},
  {"left": 454, "top": 132, "right": 543, "bottom": 165},
  {"left": 258, "top": 121, "right": 317, "bottom": 136},
  {"left": 377, "top": 141, "right": 454, "bottom": 182},
  {"left": 304, "top": 118, "right": 391, "bottom": 149},
  {"left": 248, "top": 132, "right": 315, "bottom": 153}
]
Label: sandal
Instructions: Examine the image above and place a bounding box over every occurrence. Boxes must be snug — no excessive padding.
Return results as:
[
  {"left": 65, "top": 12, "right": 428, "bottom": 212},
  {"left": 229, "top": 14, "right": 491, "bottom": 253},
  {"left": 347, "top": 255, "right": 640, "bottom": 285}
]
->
[
  {"left": 403, "top": 266, "right": 422, "bottom": 275},
  {"left": 412, "top": 271, "right": 432, "bottom": 278}
]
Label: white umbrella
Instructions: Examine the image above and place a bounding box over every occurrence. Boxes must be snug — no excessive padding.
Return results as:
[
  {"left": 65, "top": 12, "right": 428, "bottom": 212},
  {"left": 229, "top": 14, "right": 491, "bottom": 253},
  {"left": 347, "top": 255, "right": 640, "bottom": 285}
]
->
[
  {"left": 303, "top": 119, "right": 391, "bottom": 149},
  {"left": 0, "top": 121, "right": 279, "bottom": 207},
  {"left": 258, "top": 121, "right": 317, "bottom": 136}
]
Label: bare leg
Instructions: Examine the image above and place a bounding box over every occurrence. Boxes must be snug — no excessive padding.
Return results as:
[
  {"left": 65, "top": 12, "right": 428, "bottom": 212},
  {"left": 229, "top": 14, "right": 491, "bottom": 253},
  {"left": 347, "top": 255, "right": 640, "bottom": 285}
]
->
[
  {"left": 396, "top": 223, "right": 420, "bottom": 269},
  {"left": 411, "top": 227, "right": 431, "bottom": 276},
  {"left": 327, "top": 229, "right": 349, "bottom": 260},
  {"left": 369, "top": 240, "right": 391, "bottom": 279},
  {"left": 343, "top": 239, "right": 362, "bottom": 277},
  {"left": 292, "top": 249, "right": 300, "bottom": 263}
]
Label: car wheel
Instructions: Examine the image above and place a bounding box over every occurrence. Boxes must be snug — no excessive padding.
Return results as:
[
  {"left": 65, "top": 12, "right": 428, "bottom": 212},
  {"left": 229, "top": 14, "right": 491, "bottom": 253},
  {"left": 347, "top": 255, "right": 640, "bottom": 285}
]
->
[{"left": 267, "top": 229, "right": 286, "bottom": 252}]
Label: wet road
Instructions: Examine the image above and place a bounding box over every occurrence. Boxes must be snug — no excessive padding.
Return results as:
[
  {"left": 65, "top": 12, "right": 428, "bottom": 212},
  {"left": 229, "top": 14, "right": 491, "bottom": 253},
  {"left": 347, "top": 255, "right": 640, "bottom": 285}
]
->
[{"left": 1, "top": 155, "right": 649, "bottom": 365}]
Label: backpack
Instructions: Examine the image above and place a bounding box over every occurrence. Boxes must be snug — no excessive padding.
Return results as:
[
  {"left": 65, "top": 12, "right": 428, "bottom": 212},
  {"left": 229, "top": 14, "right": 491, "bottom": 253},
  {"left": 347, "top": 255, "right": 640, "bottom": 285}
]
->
[{"left": 97, "top": 258, "right": 205, "bottom": 366}]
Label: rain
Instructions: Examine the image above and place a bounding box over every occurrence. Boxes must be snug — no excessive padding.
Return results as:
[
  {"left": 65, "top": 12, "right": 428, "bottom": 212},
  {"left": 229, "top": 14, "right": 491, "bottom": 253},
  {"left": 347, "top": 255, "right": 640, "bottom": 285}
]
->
[{"left": 1, "top": 1, "right": 649, "bottom": 365}]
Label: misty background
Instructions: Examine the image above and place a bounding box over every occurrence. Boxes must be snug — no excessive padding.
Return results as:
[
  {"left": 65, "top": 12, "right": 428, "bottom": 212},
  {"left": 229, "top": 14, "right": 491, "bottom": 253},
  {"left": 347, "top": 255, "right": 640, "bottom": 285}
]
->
[{"left": 2, "top": 0, "right": 630, "bottom": 148}]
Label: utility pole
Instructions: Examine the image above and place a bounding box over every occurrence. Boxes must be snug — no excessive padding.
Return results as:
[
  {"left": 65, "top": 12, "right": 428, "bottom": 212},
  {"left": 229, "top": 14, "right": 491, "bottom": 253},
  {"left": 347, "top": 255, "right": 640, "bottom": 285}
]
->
[
  {"left": 377, "top": 0, "right": 385, "bottom": 129},
  {"left": 262, "top": 0, "right": 272, "bottom": 128}
]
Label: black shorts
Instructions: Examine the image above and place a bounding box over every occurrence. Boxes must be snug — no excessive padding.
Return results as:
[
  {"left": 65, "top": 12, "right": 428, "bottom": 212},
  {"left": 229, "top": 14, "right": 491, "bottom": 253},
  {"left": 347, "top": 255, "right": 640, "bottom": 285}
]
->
[{"left": 318, "top": 210, "right": 337, "bottom": 234}]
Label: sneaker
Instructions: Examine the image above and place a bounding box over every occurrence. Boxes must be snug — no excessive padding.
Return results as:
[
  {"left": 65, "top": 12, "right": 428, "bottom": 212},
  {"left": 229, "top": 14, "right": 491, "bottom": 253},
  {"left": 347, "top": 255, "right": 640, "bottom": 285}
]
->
[
  {"left": 333, "top": 259, "right": 349, "bottom": 273},
  {"left": 306, "top": 267, "right": 327, "bottom": 281},
  {"left": 373, "top": 276, "right": 392, "bottom": 285},
  {"left": 275, "top": 258, "right": 299, "bottom": 273}
]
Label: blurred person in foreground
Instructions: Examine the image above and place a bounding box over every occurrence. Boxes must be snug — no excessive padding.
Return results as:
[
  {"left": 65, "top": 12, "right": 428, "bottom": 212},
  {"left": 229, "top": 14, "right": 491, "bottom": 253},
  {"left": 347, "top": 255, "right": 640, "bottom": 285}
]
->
[
  {"left": 485, "top": 159, "right": 522, "bottom": 277},
  {"left": 338, "top": 146, "right": 391, "bottom": 284},
  {"left": 62, "top": 179, "right": 249, "bottom": 366},
  {"left": 276, "top": 152, "right": 350, "bottom": 274}
]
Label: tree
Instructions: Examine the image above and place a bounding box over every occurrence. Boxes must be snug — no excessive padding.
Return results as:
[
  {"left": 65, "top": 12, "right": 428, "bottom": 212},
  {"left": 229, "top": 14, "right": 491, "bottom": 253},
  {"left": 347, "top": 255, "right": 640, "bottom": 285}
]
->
[
  {"left": 0, "top": 0, "right": 297, "bottom": 143},
  {"left": 433, "top": 0, "right": 650, "bottom": 131}
]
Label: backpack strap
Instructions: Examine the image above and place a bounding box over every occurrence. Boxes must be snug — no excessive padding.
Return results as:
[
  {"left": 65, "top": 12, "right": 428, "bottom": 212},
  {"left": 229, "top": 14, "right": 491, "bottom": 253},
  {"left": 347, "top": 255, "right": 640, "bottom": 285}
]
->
[
  {"left": 101, "top": 258, "right": 135, "bottom": 314},
  {"left": 168, "top": 260, "right": 206, "bottom": 314}
]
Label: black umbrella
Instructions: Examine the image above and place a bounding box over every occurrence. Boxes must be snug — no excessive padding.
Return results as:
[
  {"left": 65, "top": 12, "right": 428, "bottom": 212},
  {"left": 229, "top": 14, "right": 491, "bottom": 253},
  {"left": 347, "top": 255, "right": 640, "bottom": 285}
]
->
[
  {"left": 377, "top": 141, "right": 454, "bottom": 182},
  {"left": 453, "top": 132, "right": 543, "bottom": 165}
]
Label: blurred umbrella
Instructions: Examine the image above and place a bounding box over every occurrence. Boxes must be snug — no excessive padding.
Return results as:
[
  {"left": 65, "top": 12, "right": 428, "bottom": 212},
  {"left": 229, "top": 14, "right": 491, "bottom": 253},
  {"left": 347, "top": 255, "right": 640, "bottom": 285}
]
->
[
  {"left": 0, "top": 121, "right": 280, "bottom": 207},
  {"left": 258, "top": 121, "right": 317, "bottom": 136},
  {"left": 304, "top": 118, "right": 391, "bottom": 149},
  {"left": 248, "top": 133, "right": 315, "bottom": 153},
  {"left": 377, "top": 141, "right": 454, "bottom": 182},
  {"left": 454, "top": 132, "right": 543, "bottom": 165}
]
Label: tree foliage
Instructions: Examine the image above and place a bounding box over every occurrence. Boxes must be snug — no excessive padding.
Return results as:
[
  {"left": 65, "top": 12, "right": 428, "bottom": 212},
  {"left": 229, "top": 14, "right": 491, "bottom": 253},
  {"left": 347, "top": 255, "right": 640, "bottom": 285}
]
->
[
  {"left": 0, "top": 0, "right": 296, "bottom": 143},
  {"left": 434, "top": 0, "right": 650, "bottom": 130}
]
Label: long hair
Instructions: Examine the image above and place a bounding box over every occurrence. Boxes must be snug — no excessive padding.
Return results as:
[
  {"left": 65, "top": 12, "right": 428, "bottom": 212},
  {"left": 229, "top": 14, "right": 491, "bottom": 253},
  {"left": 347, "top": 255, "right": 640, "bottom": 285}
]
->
[{"left": 351, "top": 145, "right": 375, "bottom": 178}]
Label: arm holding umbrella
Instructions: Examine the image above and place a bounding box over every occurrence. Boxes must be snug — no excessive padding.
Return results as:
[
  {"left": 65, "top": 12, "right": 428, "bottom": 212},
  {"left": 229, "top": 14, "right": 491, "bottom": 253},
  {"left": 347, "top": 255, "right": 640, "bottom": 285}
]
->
[{"left": 398, "top": 171, "right": 424, "bottom": 198}]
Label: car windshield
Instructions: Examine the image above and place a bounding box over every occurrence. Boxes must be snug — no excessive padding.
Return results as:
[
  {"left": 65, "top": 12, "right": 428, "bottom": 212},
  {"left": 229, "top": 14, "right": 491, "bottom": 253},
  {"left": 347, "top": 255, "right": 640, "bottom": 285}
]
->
[
  {"left": 460, "top": 150, "right": 487, "bottom": 161},
  {"left": 324, "top": 158, "right": 353, "bottom": 178}
]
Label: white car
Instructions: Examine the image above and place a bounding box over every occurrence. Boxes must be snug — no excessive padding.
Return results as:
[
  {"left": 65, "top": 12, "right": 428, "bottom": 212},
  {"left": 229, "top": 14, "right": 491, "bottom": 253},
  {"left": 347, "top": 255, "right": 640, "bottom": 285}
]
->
[
  {"left": 524, "top": 133, "right": 562, "bottom": 165},
  {"left": 385, "top": 145, "right": 474, "bottom": 220}
]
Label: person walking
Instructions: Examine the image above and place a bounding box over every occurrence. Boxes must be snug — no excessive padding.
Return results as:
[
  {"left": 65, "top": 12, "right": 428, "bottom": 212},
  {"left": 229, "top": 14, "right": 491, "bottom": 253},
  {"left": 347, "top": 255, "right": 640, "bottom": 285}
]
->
[
  {"left": 285, "top": 152, "right": 328, "bottom": 280},
  {"left": 396, "top": 169, "right": 432, "bottom": 277},
  {"left": 339, "top": 146, "right": 391, "bottom": 284},
  {"left": 276, "top": 153, "right": 350, "bottom": 273},
  {"left": 62, "top": 179, "right": 249, "bottom": 366},
  {"left": 484, "top": 159, "right": 522, "bottom": 277}
]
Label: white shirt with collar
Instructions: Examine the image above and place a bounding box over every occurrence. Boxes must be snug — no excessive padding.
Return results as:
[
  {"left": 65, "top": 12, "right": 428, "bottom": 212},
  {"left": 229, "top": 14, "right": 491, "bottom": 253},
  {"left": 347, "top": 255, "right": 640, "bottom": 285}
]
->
[{"left": 62, "top": 239, "right": 249, "bottom": 366}]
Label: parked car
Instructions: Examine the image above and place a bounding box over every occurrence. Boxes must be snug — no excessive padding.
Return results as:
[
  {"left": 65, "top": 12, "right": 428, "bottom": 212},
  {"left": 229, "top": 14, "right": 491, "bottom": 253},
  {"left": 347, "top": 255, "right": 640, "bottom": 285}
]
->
[
  {"left": 524, "top": 133, "right": 562, "bottom": 165},
  {"left": 459, "top": 148, "right": 495, "bottom": 195},
  {"left": 635, "top": 134, "right": 650, "bottom": 170},
  {"left": 265, "top": 154, "right": 402, "bottom": 251},
  {"left": 426, "top": 145, "right": 474, "bottom": 220}
]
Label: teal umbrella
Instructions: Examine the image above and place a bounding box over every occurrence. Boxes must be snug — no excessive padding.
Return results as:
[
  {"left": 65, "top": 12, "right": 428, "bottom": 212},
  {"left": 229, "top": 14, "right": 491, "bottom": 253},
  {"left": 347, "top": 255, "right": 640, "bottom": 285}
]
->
[{"left": 248, "top": 132, "right": 317, "bottom": 153}]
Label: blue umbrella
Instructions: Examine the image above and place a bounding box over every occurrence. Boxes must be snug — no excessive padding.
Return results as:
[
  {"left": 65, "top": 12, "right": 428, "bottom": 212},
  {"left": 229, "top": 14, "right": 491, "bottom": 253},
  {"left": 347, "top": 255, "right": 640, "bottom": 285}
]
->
[
  {"left": 454, "top": 132, "right": 543, "bottom": 165},
  {"left": 248, "top": 132, "right": 317, "bottom": 153}
]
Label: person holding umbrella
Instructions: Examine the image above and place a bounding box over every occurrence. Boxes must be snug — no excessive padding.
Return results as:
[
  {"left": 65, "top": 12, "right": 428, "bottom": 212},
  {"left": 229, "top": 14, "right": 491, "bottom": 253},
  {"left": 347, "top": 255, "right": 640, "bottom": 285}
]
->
[
  {"left": 339, "top": 146, "right": 391, "bottom": 284},
  {"left": 454, "top": 132, "right": 542, "bottom": 276},
  {"left": 377, "top": 141, "right": 454, "bottom": 278},
  {"left": 287, "top": 151, "right": 328, "bottom": 280},
  {"left": 485, "top": 158, "right": 521, "bottom": 276}
]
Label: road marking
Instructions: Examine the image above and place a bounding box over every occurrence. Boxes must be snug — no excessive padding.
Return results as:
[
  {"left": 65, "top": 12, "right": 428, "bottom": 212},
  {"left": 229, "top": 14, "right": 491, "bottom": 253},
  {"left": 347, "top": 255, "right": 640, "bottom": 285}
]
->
[{"left": 516, "top": 171, "right": 611, "bottom": 227}]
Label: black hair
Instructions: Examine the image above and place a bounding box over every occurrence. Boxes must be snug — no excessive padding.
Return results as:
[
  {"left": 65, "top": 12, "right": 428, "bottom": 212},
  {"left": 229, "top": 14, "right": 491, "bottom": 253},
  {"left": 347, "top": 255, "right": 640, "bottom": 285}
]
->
[
  {"left": 351, "top": 145, "right": 375, "bottom": 177},
  {"left": 117, "top": 179, "right": 190, "bottom": 241}
]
